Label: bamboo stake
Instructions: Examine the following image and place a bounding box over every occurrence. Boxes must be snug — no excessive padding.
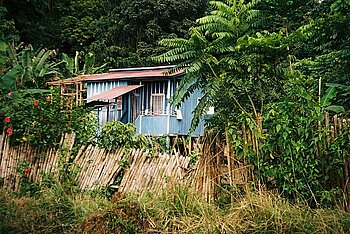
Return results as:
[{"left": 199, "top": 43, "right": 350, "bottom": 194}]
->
[
  {"left": 334, "top": 115, "right": 338, "bottom": 137},
  {"left": 7, "top": 144, "right": 16, "bottom": 191},
  {"left": 98, "top": 150, "right": 115, "bottom": 185},
  {"left": 105, "top": 148, "right": 126, "bottom": 185},
  {"left": 331, "top": 126, "right": 335, "bottom": 142},
  {"left": 91, "top": 148, "right": 107, "bottom": 185},
  {"left": 132, "top": 155, "right": 151, "bottom": 192},
  {"left": 75, "top": 144, "right": 93, "bottom": 184},
  {"left": 120, "top": 150, "right": 138, "bottom": 192},
  {"left": 80, "top": 147, "right": 99, "bottom": 189},
  {"left": 122, "top": 152, "right": 148, "bottom": 192},
  {"left": 140, "top": 156, "right": 155, "bottom": 191},
  {"left": 325, "top": 112, "right": 330, "bottom": 145},
  {"left": 86, "top": 148, "right": 105, "bottom": 189},
  {"left": 153, "top": 155, "right": 167, "bottom": 191},
  {"left": 47, "top": 147, "right": 57, "bottom": 174},
  {"left": 9, "top": 143, "right": 18, "bottom": 190},
  {"left": 79, "top": 145, "right": 93, "bottom": 173},
  {"left": 0, "top": 132, "right": 5, "bottom": 166},
  {"left": 140, "top": 155, "right": 156, "bottom": 191},
  {"left": 152, "top": 155, "right": 167, "bottom": 190},
  {"left": 0, "top": 136, "right": 7, "bottom": 180}
]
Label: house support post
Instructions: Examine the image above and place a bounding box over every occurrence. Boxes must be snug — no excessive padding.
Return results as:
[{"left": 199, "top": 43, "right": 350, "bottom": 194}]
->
[
  {"left": 139, "top": 115, "right": 142, "bottom": 134},
  {"left": 166, "top": 79, "right": 171, "bottom": 153}
]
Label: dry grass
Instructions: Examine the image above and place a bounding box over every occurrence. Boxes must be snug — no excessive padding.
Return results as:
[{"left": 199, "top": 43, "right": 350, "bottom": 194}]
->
[
  {"left": 1, "top": 185, "right": 350, "bottom": 233},
  {"left": 132, "top": 186, "right": 350, "bottom": 233}
]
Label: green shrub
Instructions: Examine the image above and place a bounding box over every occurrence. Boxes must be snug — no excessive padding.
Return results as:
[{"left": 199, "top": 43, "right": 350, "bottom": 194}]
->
[{"left": 97, "top": 121, "right": 148, "bottom": 150}]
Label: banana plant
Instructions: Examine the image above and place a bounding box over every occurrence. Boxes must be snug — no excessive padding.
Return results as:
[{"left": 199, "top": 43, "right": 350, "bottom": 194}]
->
[
  {"left": 62, "top": 51, "right": 107, "bottom": 77},
  {"left": 320, "top": 85, "right": 345, "bottom": 113},
  {"left": 0, "top": 36, "right": 64, "bottom": 91}
]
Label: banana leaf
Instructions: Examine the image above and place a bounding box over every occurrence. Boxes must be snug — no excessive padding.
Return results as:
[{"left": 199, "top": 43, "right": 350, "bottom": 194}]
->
[{"left": 0, "top": 65, "right": 21, "bottom": 90}]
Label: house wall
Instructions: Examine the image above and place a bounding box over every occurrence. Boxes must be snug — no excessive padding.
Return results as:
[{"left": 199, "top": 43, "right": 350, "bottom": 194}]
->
[
  {"left": 87, "top": 81, "right": 129, "bottom": 126},
  {"left": 177, "top": 89, "right": 205, "bottom": 136},
  {"left": 86, "top": 78, "right": 206, "bottom": 136},
  {"left": 87, "top": 81, "right": 128, "bottom": 99},
  {"left": 134, "top": 88, "right": 205, "bottom": 137},
  {"left": 130, "top": 79, "right": 177, "bottom": 114}
]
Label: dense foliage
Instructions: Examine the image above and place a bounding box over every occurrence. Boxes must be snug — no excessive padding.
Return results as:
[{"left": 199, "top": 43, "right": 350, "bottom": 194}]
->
[
  {"left": 154, "top": 0, "right": 350, "bottom": 205},
  {"left": 2, "top": 0, "right": 350, "bottom": 208},
  {"left": 97, "top": 121, "right": 148, "bottom": 150},
  {"left": 1, "top": 0, "right": 209, "bottom": 68}
]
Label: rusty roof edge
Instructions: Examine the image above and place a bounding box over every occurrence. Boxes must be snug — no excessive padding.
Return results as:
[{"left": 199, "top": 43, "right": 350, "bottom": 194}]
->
[
  {"left": 108, "top": 65, "right": 176, "bottom": 72},
  {"left": 86, "top": 85, "right": 143, "bottom": 101}
]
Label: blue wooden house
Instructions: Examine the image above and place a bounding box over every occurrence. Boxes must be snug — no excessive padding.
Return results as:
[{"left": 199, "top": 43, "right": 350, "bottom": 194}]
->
[{"left": 82, "top": 65, "right": 206, "bottom": 137}]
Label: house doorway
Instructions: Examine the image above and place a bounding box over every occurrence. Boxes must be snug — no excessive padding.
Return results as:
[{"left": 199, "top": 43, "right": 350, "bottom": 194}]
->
[{"left": 131, "top": 92, "right": 140, "bottom": 122}]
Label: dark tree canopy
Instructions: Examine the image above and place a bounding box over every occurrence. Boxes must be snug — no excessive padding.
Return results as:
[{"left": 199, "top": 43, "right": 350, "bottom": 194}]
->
[{"left": 1, "top": 0, "right": 209, "bottom": 68}]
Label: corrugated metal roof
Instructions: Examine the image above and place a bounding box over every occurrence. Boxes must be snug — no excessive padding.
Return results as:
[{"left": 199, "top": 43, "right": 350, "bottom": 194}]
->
[
  {"left": 83, "top": 69, "right": 183, "bottom": 82},
  {"left": 87, "top": 85, "right": 143, "bottom": 101}
]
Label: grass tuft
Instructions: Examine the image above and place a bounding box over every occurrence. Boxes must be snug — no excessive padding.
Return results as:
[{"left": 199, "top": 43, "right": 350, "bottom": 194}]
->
[{"left": 1, "top": 184, "right": 350, "bottom": 233}]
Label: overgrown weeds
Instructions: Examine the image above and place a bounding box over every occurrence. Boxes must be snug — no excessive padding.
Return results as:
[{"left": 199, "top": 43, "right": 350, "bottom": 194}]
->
[
  {"left": 0, "top": 181, "right": 112, "bottom": 234},
  {"left": 1, "top": 184, "right": 350, "bottom": 233},
  {"left": 133, "top": 186, "right": 350, "bottom": 233}
]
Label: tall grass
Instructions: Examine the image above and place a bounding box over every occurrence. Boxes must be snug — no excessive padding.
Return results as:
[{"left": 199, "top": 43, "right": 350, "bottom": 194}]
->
[
  {"left": 133, "top": 186, "right": 350, "bottom": 233},
  {"left": 1, "top": 184, "right": 350, "bottom": 233},
  {"left": 0, "top": 181, "right": 113, "bottom": 234}
]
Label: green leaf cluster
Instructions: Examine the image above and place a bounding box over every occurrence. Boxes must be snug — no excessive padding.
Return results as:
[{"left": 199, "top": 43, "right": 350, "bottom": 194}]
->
[
  {"left": 97, "top": 121, "right": 149, "bottom": 150},
  {"left": 0, "top": 88, "right": 96, "bottom": 147}
]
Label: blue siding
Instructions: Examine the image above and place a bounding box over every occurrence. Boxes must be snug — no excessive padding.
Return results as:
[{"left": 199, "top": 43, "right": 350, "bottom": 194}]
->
[
  {"left": 135, "top": 115, "right": 173, "bottom": 135},
  {"left": 86, "top": 77, "right": 206, "bottom": 136},
  {"left": 134, "top": 114, "right": 204, "bottom": 136},
  {"left": 87, "top": 81, "right": 128, "bottom": 127},
  {"left": 86, "top": 81, "right": 128, "bottom": 101},
  {"left": 177, "top": 89, "right": 204, "bottom": 136},
  {"left": 134, "top": 88, "right": 205, "bottom": 136}
]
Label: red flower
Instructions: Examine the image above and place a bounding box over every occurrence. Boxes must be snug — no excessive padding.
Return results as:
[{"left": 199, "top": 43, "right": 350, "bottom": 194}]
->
[
  {"left": 24, "top": 169, "right": 31, "bottom": 175},
  {"left": 0, "top": 68, "right": 4, "bottom": 73},
  {"left": 6, "top": 128, "right": 13, "bottom": 135},
  {"left": 65, "top": 101, "right": 71, "bottom": 108},
  {"left": 34, "top": 100, "right": 39, "bottom": 107},
  {"left": 4, "top": 117, "right": 10, "bottom": 123},
  {"left": 65, "top": 122, "right": 69, "bottom": 128},
  {"left": 7, "top": 92, "right": 12, "bottom": 97}
]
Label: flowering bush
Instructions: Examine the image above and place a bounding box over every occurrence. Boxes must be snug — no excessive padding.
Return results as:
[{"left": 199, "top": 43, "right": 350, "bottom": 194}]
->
[{"left": 0, "top": 87, "right": 97, "bottom": 147}]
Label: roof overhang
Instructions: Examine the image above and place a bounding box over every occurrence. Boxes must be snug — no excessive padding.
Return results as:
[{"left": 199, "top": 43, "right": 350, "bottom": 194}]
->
[
  {"left": 87, "top": 85, "right": 142, "bottom": 101},
  {"left": 82, "top": 69, "right": 183, "bottom": 82}
]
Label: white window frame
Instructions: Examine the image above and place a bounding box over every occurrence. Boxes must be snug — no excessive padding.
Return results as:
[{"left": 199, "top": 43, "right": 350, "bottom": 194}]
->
[{"left": 151, "top": 93, "right": 165, "bottom": 115}]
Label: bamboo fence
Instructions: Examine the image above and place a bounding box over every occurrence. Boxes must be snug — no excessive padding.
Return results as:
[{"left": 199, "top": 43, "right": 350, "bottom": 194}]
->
[
  {"left": 0, "top": 133, "right": 75, "bottom": 192},
  {"left": 0, "top": 134, "right": 194, "bottom": 193},
  {"left": 73, "top": 146, "right": 146, "bottom": 190},
  {"left": 190, "top": 130, "right": 252, "bottom": 203},
  {"left": 2, "top": 112, "right": 347, "bottom": 206},
  {"left": 324, "top": 113, "right": 350, "bottom": 211},
  {"left": 119, "top": 151, "right": 190, "bottom": 194}
]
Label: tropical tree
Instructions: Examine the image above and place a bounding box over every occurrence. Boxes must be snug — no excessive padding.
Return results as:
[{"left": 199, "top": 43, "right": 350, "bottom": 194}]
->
[
  {"left": 295, "top": 0, "right": 350, "bottom": 111},
  {"left": 0, "top": 34, "right": 63, "bottom": 91},
  {"left": 154, "top": 0, "right": 290, "bottom": 131}
]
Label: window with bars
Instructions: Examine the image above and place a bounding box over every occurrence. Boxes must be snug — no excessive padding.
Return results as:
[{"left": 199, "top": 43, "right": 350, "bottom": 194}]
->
[{"left": 151, "top": 94, "right": 165, "bottom": 115}]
